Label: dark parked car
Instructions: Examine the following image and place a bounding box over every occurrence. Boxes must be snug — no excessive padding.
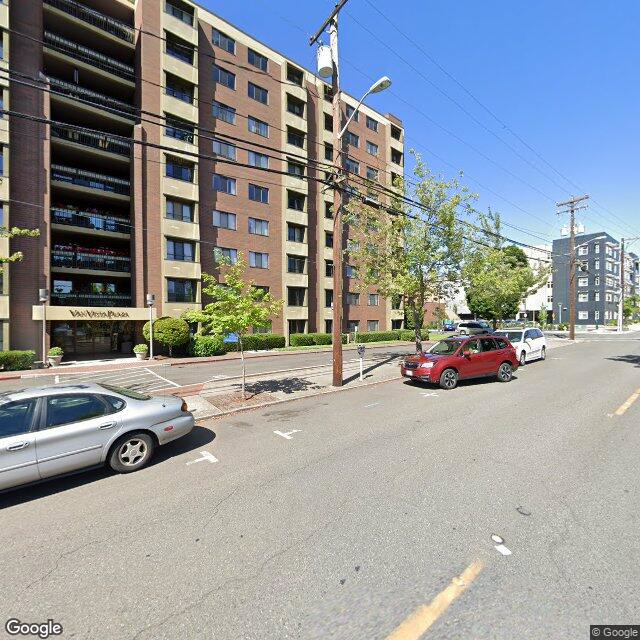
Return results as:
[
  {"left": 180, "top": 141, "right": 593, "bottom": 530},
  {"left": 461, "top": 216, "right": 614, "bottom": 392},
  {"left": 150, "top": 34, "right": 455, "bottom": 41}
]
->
[
  {"left": 457, "top": 321, "right": 491, "bottom": 335},
  {"left": 442, "top": 320, "right": 456, "bottom": 332},
  {"left": 400, "top": 335, "right": 519, "bottom": 390}
]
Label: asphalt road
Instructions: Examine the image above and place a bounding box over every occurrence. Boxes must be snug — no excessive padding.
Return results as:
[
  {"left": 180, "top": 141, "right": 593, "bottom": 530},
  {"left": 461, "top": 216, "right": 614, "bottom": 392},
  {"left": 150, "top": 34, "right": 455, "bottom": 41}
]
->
[{"left": 1, "top": 335, "right": 639, "bottom": 639}]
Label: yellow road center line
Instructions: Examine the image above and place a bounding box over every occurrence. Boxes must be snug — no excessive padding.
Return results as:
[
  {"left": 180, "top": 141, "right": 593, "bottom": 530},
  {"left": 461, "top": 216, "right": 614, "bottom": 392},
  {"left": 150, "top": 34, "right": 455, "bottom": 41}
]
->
[
  {"left": 615, "top": 388, "right": 640, "bottom": 416},
  {"left": 385, "top": 560, "right": 484, "bottom": 640}
]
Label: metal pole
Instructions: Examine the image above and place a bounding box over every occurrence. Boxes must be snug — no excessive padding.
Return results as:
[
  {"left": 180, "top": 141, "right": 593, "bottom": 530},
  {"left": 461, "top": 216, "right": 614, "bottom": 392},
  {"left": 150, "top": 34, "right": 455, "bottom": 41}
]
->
[
  {"left": 618, "top": 238, "right": 625, "bottom": 333},
  {"left": 330, "top": 16, "right": 343, "bottom": 387},
  {"left": 42, "top": 302, "right": 47, "bottom": 364},
  {"left": 149, "top": 304, "right": 154, "bottom": 360},
  {"left": 558, "top": 303, "right": 562, "bottom": 325}
]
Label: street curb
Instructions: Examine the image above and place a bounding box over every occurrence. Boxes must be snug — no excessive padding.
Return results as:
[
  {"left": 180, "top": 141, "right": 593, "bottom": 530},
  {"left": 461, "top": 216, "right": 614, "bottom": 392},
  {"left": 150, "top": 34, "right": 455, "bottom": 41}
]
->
[{"left": 197, "top": 374, "right": 403, "bottom": 421}]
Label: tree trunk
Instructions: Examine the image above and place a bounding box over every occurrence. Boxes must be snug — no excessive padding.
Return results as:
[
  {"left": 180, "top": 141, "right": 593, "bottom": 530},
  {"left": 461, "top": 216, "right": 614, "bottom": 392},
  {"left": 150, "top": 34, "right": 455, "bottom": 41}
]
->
[
  {"left": 412, "top": 305, "right": 422, "bottom": 353},
  {"left": 492, "top": 318, "right": 497, "bottom": 330},
  {"left": 239, "top": 336, "right": 246, "bottom": 399}
]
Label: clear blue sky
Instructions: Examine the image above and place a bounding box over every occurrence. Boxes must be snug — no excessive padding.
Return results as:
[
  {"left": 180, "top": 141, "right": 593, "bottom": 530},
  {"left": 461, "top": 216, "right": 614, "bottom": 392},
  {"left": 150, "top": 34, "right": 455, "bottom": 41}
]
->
[{"left": 203, "top": 0, "right": 640, "bottom": 246}]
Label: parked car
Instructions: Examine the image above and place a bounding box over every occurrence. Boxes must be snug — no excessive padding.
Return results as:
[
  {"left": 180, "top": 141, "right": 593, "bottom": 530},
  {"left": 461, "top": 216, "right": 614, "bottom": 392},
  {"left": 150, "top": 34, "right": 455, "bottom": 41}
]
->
[
  {"left": 493, "top": 328, "right": 546, "bottom": 366},
  {"left": 0, "top": 383, "right": 194, "bottom": 492},
  {"left": 457, "top": 321, "right": 491, "bottom": 335},
  {"left": 400, "top": 335, "right": 519, "bottom": 390},
  {"left": 442, "top": 320, "right": 457, "bottom": 332}
]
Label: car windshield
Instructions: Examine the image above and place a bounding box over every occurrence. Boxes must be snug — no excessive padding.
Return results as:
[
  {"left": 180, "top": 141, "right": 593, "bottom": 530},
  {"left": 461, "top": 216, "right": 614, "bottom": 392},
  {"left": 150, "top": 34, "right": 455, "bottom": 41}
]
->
[
  {"left": 428, "top": 340, "right": 462, "bottom": 355},
  {"left": 495, "top": 331, "right": 523, "bottom": 342},
  {"left": 99, "top": 383, "right": 151, "bottom": 400}
]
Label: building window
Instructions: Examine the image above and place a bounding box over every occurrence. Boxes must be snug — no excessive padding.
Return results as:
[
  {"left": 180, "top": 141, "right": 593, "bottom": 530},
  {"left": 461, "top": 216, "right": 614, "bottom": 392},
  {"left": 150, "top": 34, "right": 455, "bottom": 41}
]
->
[
  {"left": 212, "top": 28, "right": 236, "bottom": 54},
  {"left": 347, "top": 292, "right": 360, "bottom": 305},
  {"left": 595, "top": 276, "right": 600, "bottom": 285},
  {"left": 213, "top": 64, "right": 236, "bottom": 90},
  {"left": 213, "top": 210, "right": 236, "bottom": 230},
  {"left": 325, "top": 319, "right": 333, "bottom": 333},
  {"left": 248, "top": 217, "right": 269, "bottom": 236},
  {"left": 253, "top": 322, "right": 272, "bottom": 334},
  {"left": 606, "top": 292, "right": 613, "bottom": 302},
  {"left": 366, "top": 141, "right": 379, "bottom": 156},
  {"left": 287, "top": 95, "right": 305, "bottom": 117},
  {"left": 289, "top": 319, "right": 307, "bottom": 335},
  {"left": 287, "top": 191, "right": 305, "bottom": 211},
  {"left": 594, "top": 259, "right": 600, "bottom": 269},
  {"left": 368, "top": 293, "right": 379, "bottom": 306},
  {"left": 165, "top": 1, "right": 194, "bottom": 25},
  {"left": 595, "top": 243, "right": 600, "bottom": 254},
  {"left": 287, "top": 223, "right": 305, "bottom": 243},
  {"left": 213, "top": 101, "right": 236, "bottom": 124},
  {"left": 288, "top": 287, "right": 306, "bottom": 307},
  {"left": 391, "top": 125, "right": 402, "bottom": 140},
  {"left": 578, "top": 277, "right": 588, "bottom": 287},
  {"left": 324, "top": 84, "right": 334, "bottom": 101},
  {"left": 167, "top": 278, "right": 196, "bottom": 302},
  {"left": 347, "top": 320, "right": 360, "bottom": 333},
  {"left": 392, "top": 319, "right": 403, "bottom": 330},
  {"left": 391, "top": 148, "right": 403, "bottom": 165},
  {"left": 366, "top": 115, "right": 379, "bottom": 132},
  {"left": 578, "top": 310, "right": 589, "bottom": 320},
  {"left": 248, "top": 49, "right": 268, "bottom": 71},
  {"left": 345, "top": 104, "right": 358, "bottom": 122},
  {"left": 287, "top": 161, "right": 305, "bottom": 176},
  {"left": 325, "top": 232, "right": 333, "bottom": 248},
  {"left": 345, "top": 158, "right": 359, "bottom": 174},
  {"left": 248, "top": 116, "right": 269, "bottom": 137},
  {"left": 578, "top": 245, "right": 588, "bottom": 256},
  {"left": 249, "top": 251, "right": 269, "bottom": 269},
  {"left": 578, "top": 292, "right": 588, "bottom": 302},
  {"left": 325, "top": 289, "right": 333, "bottom": 307},
  {"left": 346, "top": 265, "right": 357, "bottom": 279},
  {"left": 325, "top": 260, "right": 334, "bottom": 277},
  {"left": 166, "top": 74, "right": 194, "bottom": 103},
  {"left": 345, "top": 131, "right": 359, "bottom": 147},
  {"left": 248, "top": 151, "right": 269, "bottom": 168},
  {"left": 249, "top": 183, "right": 269, "bottom": 203},
  {"left": 288, "top": 255, "right": 306, "bottom": 274},
  {"left": 165, "top": 116, "right": 194, "bottom": 143},
  {"left": 367, "top": 320, "right": 379, "bottom": 332},
  {"left": 166, "top": 157, "right": 194, "bottom": 182},
  {"left": 167, "top": 239, "right": 195, "bottom": 262},
  {"left": 325, "top": 202, "right": 333, "bottom": 219},
  {"left": 166, "top": 34, "right": 194, "bottom": 65},
  {"left": 287, "top": 126, "right": 305, "bottom": 148},
  {"left": 248, "top": 82, "right": 268, "bottom": 104},
  {"left": 366, "top": 167, "right": 379, "bottom": 182},
  {"left": 215, "top": 247, "right": 238, "bottom": 264},
  {"left": 595, "top": 291, "right": 600, "bottom": 301},
  {"left": 166, "top": 198, "right": 194, "bottom": 222},
  {"left": 213, "top": 174, "right": 237, "bottom": 195},
  {"left": 595, "top": 310, "right": 600, "bottom": 320},
  {"left": 213, "top": 138, "right": 236, "bottom": 160},
  {"left": 287, "top": 64, "right": 304, "bottom": 86}
]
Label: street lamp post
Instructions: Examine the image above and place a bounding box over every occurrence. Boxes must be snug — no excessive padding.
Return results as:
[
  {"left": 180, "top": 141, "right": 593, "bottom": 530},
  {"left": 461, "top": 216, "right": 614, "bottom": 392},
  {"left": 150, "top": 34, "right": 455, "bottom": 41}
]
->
[
  {"left": 39, "top": 288, "right": 49, "bottom": 365},
  {"left": 146, "top": 293, "right": 155, "bottom": 360}
]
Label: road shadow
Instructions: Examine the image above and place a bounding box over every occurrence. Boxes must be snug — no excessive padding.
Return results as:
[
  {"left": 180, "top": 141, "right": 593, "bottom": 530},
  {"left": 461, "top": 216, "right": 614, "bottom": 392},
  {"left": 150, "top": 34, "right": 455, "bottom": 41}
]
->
[
  {"left": 605, "top": 354, "right": 640, "bottom": 368},
  {"left": 0, "top": 425, "right": 215, "bottom": 509},
  {"left": 238, "top": 377, "right": 323, "bottom": 395},
  {"left": 403, "top": 374, "right": 520, "bottom": 391},
  {"left": 344, "top": 354, "right": 402, "bottom": 385}
]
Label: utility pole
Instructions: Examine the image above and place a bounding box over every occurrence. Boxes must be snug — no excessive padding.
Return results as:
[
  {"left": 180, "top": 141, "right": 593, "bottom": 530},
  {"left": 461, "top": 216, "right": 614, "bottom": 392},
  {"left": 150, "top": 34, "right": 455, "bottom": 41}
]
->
[
  {"left": 619, "top": 238, "right": 625, "bottom": 333},
  {"left": 310, "top": 0, "right": 350, "bottom": 387},
  {"left": 557, "top": 195, "right": 589, "bottom": 340}
]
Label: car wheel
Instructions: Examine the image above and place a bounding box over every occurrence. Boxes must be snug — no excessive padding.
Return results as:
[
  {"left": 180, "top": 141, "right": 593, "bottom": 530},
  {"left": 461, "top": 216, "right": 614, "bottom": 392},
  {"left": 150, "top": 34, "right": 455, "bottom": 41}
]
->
[
  {"left": 108, "top": 432, "right": 155, "bottom": 474},
  {"left": 497, "top": 362, "right": 513, "bottom": 383},
  {"left": 540, "top": 346, "right": 546, "bottom": 360},
  {"left": 519, "top": 351, "right": 526, "bottom": 366},
  {"left": 459, "top": 329, "right": 467, "bottom": 336},
  {"left": 439, "top": 368, "right": 458, "bottom": 390}
]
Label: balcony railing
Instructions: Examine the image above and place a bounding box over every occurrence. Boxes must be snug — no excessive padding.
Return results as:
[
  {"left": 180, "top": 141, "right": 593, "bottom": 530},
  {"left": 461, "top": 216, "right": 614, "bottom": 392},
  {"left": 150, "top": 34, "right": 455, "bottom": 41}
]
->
[
  {"left": 43, "top": 0, "right": 135, "bottom": 44},
  {"left": 51, "top": 164, "right": 130, "bottom": 196},
  {"left": 51, "top": 292, "right": 132, "bottom": 307},
  {"left": 52, "top": 207, "right": 131, "bottom": 235},
  {"left": 52, "top": 250, "right": 131, "bottom": 273},
  {"left": 49, "top": 77, "right": 136, "bottom": 119},
  {"left": 51, "top": 125, "right": 132, "bottom": 157},
  {"left": 44, "top": 32, "right": 135, "bottom": 81}
]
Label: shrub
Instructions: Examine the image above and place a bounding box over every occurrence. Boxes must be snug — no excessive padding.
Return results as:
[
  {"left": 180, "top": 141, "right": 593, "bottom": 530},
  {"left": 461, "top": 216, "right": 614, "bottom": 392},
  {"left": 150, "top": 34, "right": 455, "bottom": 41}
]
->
[
  {"left": 133, "top": 344, "right": 148, "bottom": 354},
  {"left": 0, "top": 350, "right": 36, "bottom": 371},
  {"left": 191, "top": 335, "right": 225, "bottom": 357},
  {"left": 354, "top": 330, "right": 398, "bottom": 343},
  {"left": 397, "top": 329, "right": 429, "bottom": 341},
  {"left": 143, "top": 316, "right": 190, "bottom": 356},
  {"left": 47, "top": 347, "right": 64, "bottom": 357},
  {"left": 290, "top": 333, "right": 316, "bottom": 347},
  {"left": 242, "top": 333, "right": 286, "bottom": 351},
  {"left": 308, "top": 332, "right": 333, "bottom": 345}
]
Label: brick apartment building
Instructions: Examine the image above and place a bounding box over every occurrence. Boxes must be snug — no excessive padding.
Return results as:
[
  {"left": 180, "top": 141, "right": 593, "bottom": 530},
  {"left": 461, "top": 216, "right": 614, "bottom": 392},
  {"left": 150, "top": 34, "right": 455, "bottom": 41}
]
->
[{"left": 2, "top": 0, "right": 405, "bottom": 359}]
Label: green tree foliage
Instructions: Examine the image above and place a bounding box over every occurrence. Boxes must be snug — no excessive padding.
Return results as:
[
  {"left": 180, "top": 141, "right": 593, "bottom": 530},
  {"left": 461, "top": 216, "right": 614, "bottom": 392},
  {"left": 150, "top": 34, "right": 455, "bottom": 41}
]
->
[
  {"left": 623, "top": 294, "right": 640, "bottom": 321},
  {"left": 463, "top": 211, "right": 548, "bottom": 328},
  {"left": 143, "top": 316, "right": 190, "bottom": 357},
  {"left": 183, "top": 252, "right": 283, "bottom": 397},
  {"left": 538, "top": 305, "right": 548, "bottom": 327},
  {"left": 0, "top": 226, "right": 40, "bottom": 264},
  {"left": 344, "top": 153, "right": 475, "bottom": 352}
]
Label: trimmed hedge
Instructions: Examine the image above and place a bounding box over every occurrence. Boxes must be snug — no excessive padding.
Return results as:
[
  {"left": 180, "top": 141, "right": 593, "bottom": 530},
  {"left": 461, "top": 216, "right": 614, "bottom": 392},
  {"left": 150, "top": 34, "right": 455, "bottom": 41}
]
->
[
  {"left": 288, "top": 329, "right": 429, "bottom": 346},
  {"left": 191, "top": 335, "right": 225, "bottom": 357},
  {"left": 289, "top": 332, "right": 348, "bottom": 346},
  {"left": 0, "top": 350, "right": 36, "bottom": 371},
  {"left": 190, "top": 333, "right": 285, "bottom": 356}
]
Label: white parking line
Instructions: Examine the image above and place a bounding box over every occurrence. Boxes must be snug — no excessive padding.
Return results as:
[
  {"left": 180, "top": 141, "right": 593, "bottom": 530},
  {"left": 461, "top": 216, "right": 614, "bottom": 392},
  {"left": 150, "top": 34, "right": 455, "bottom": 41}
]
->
[
  {"left": 274, "top": 429, "right": 301, "bottom": 440},
  {"left": 143, "top": 368, "right": 181, "bottom": 388}
]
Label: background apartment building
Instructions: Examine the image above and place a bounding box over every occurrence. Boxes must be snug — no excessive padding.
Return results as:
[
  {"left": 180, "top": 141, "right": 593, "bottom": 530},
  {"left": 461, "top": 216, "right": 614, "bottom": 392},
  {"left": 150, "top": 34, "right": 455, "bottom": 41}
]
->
[
  {"left": 4, "top": 0, "right": 404, "bottom": 359},
  {"left": 517, "top": 245, "right": 552, "bottom": 322},
  {"left": 552, "top": 232, "right": 639, "bottom": 326}
]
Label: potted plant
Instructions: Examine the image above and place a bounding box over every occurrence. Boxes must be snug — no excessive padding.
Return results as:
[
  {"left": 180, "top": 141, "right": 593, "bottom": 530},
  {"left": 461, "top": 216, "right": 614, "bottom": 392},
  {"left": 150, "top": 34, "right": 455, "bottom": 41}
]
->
[
  {"left": 133, "top": 344, "right": 149, "bottom": 361},
  {"left": 47, "top": 346, "right": 64, "bottom": 367}
]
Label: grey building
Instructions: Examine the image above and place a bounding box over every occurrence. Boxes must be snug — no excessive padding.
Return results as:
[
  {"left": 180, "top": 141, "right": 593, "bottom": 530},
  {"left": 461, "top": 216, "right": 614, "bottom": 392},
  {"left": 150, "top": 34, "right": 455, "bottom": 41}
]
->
[{"left": 552, "top": 232, "right": 638, "bottom": 326}]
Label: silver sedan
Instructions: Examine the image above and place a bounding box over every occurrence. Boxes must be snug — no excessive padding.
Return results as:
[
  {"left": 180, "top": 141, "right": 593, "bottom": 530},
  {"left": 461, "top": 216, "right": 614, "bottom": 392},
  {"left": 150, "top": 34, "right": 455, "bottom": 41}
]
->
[{"left": 0, "top": 382, "right": 195, "bottom": 492}]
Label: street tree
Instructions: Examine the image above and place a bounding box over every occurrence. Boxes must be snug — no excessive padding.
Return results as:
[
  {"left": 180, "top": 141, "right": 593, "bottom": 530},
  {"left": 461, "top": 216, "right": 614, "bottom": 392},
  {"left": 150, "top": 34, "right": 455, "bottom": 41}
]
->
[
  {"left": 463, "top": 211, "right": 548, "bottom": 328},
  {"left": 344, "top": 153, "right": 475, "bottom": 352},
  {"left": 143, "top": 316, "right": 190, "bottom": 357},
  {"left": 183, "top": 252, "right": 283, "bottom": 398},
  {"left": 623, "top": 294, "right": 640, "bottom": 322},
  {"left": 538, "top": 305, "right": 548, "bottom": 327},
  {"left": 0, "top": 226, "right": 40, "bottom": 264}
]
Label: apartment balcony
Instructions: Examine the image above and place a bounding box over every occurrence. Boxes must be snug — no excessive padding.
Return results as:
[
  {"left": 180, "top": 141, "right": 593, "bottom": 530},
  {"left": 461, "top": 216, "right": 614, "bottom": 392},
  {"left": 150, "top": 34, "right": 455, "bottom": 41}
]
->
[
  {"left": 51, "top": 164, "right": 130, "bottom": 201},
  {"left": 51, "top": 207, "right": 131, "bottom": 238},
  {"left": 43, "top": 0, "right": 134, "bottom": 45},
  {"left": 49, "top": 77, "right": 136, "bottom": 123},
  {"left": 51, "top": 292, "right": 132, "bottom": 307},
  {"left": 44, "top": 31, "right": 135, "bottom": 86},
  {"left": 52, "top": 248, "right": 131, "bottom": 276},
  {"left": 51, "top": 125, "right": 132, "bottom": 161}
]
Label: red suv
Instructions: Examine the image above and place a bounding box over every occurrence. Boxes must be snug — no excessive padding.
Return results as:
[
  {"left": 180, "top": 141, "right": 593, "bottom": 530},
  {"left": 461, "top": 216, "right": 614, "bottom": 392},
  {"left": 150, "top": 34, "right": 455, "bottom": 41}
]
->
[{"left": 400, "top": 335, "right": 519, "bottom": 390}]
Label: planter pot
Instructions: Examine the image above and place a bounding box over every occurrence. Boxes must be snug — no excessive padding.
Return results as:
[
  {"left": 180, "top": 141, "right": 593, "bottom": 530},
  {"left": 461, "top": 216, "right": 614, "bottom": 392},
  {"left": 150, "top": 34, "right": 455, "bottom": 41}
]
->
[
  {"left": 48, "top": 355, "right": 63, "bottom": 367},
  {"left": 135, "top": 352, "right": 148, "bottom": 361}
]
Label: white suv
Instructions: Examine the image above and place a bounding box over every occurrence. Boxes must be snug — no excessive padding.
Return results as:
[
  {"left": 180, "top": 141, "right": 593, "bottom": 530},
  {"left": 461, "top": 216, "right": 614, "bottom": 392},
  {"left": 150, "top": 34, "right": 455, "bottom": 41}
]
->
[{"left": 493, "top": 328, "right": 546, "bottom": 366}]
